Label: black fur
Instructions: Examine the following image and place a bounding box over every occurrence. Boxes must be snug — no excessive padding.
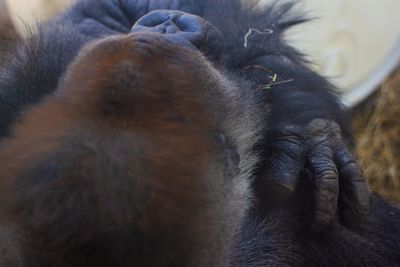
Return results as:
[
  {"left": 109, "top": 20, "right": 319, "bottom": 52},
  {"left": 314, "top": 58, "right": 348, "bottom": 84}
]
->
[{"left": 234, "top": 196, "right": 400, "bottom": 266}]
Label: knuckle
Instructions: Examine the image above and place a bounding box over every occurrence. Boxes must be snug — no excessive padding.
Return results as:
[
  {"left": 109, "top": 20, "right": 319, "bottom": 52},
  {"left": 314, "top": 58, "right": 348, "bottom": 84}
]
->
[
  {"left": 318, "top": 176, "right": 339, "bottom": 196},
  {"left": 309, "top": 119, "right": 328, "bottom": 129},
  {"left": 329, "top": 121, "right": 341, "bottom": 134},
  {"left": 272, "top": 124, "right": 304, "bottom": 139},
  {"left": 341, "top": 161, "right": 362, "bottom": 177},
  {"left": 317, "top": 168, "right": 338, "bottom": 181}
]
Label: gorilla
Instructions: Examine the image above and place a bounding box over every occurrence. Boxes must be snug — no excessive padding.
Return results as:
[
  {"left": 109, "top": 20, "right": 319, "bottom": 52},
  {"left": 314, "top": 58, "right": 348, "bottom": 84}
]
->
[{"left": 0, "top": 0, "right": 398, "bottom": 266}]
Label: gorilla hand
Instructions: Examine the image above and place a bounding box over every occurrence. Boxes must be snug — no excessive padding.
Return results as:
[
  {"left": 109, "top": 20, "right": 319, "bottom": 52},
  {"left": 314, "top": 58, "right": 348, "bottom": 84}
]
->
[{"left": 258, "top": 119, "right": 370, "bottom": 233}]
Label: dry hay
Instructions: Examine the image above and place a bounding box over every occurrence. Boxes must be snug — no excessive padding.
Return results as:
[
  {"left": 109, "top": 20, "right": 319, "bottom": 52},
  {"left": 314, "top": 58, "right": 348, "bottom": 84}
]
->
[{"left": 352, "top": 69, "right": 400, "bottom": 203}]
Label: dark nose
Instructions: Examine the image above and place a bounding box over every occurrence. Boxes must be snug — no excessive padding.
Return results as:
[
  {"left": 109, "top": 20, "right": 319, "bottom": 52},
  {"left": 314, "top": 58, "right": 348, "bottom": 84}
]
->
[{"left": 131, "top": 10, "right": 224, "bottom": 61}]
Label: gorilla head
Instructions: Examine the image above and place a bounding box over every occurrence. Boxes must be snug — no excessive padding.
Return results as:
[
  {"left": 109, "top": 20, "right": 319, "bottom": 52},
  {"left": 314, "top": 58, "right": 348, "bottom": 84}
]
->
[{"left": 0, "top": 13, "right": 260, "bottom": 267}]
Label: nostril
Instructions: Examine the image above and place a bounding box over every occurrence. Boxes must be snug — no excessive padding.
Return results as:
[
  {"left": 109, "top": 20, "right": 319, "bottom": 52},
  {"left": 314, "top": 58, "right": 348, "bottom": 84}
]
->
[
  {"left": 153, "top": 24, "right": 167, "bottom": 34},
  {"left": 166, "top": 25, "right": 179, "bottom": 34}
]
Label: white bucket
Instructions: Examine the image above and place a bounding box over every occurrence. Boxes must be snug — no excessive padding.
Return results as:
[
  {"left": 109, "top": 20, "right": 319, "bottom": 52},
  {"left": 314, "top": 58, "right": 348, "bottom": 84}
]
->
[{"left": 284, "top": 0, "right": 400, "bottom": 107}]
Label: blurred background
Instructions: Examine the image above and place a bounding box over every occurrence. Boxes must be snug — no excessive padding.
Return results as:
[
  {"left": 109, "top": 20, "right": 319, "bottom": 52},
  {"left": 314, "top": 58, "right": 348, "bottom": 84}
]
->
[{"left": 0, "top": 0, "right": 399, "bottom": 202}]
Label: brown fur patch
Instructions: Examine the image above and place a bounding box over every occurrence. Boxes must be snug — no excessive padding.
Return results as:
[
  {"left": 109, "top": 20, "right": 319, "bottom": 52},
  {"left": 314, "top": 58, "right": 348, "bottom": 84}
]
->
[{"left": 0, "top": 32, "right": 236, "bottom": 266}]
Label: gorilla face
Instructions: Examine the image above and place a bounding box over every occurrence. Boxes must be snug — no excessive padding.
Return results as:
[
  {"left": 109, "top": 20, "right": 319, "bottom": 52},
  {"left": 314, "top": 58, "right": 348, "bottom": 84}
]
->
[{"left": 0, "top": 15, "right": 256, "bottom": 267}]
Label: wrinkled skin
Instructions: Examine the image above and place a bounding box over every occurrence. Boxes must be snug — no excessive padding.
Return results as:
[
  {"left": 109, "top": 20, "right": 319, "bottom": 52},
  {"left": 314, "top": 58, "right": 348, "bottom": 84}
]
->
[
  {"left": 131, "top": 10, "right": 224, "bottom": 60},
  {"left": 256, "top": 119, "right": 369, "bottom": 232}
]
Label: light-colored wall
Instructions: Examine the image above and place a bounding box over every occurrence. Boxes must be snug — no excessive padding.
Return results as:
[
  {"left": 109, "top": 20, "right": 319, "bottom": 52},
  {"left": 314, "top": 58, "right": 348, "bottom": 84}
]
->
[{"left": 5, "top": 0, "right": 74, "bottom": 34}]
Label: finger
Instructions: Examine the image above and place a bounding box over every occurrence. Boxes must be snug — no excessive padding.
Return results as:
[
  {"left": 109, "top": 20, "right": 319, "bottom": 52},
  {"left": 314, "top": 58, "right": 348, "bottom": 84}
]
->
[
  {"left": 335, "top": 142, "right": 370, "bottom": 228},
  {"left": 265, "top": 134, "right": 305, "bottom": 193},
  {"left": 306, "top": 141, "right": 339, "bottom": 232}
]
